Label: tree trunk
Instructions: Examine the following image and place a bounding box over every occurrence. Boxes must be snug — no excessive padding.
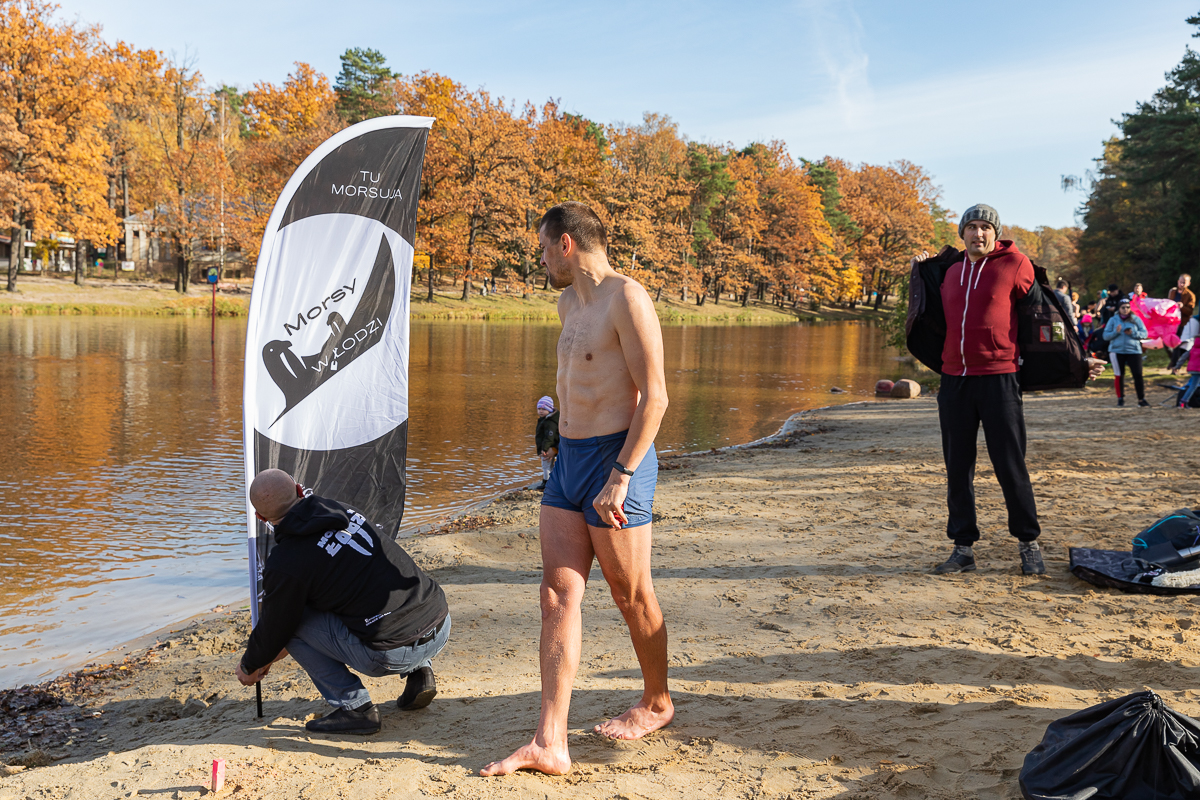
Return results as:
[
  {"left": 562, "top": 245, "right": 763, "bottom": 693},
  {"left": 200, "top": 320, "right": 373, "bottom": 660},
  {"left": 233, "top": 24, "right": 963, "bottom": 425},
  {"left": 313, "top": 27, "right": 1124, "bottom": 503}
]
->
[
  {"left": 174, "top": 240, "right": 189, "bottom": 294},
  {"left": 873, "top": 290, "right": 884, "bottom": 310},
  {"left": 655, "top": 285, "right": 663, "bottom": 302},
  {"left": 463, "top": 215, "right": 479, "bottom": 301},
  {"left": 681, "top": 285, "right": 688, "bottom": 303},
  {"left": 712, "top": 279, "right": 720, "bottom": 305},
  {"left": 74, "top": 238, "right": 87, "bottom": 286},
  {"left": 427, "top": 253, "right": 435, "bottom": 302},
  {"left": 8, "top": 214, "right": 24, "bottom": 292},
  {"left": 741, "top": 289, "right": 749, "bottom": 307}
]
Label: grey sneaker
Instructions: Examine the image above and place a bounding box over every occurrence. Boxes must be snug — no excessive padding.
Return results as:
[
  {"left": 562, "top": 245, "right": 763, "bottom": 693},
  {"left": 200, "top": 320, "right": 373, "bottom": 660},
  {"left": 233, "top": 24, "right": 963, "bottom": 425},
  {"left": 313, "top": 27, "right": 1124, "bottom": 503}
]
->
[
  {"left": 1019, "top": 540, "right": 1046, "bottom": 575},
  {"left": 933, "top": 545, "right": 976, "bottom": 574}
]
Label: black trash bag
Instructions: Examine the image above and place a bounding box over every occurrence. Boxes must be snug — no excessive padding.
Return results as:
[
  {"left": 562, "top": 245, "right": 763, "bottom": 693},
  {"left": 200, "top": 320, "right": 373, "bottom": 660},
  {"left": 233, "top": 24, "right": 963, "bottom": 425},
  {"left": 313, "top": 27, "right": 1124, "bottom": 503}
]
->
[{"left": 1020, "top": 690, "right": 1200, "bottom": 800}]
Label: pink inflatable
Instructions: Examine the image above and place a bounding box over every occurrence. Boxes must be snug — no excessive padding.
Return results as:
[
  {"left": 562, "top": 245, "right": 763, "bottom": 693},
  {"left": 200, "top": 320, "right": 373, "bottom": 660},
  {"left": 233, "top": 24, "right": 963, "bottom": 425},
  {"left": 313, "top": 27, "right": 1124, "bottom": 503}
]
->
[{"left": 1131, "top": 295, "right": 1182, "bottom": 341}]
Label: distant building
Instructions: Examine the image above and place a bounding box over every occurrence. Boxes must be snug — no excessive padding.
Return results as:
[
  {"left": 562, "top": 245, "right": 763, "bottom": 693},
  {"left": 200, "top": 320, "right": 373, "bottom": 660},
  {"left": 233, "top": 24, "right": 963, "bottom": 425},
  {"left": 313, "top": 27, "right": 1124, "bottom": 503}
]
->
[
  {"left": 0, "top": 228, "right": 78, "bottom": 273},
  {"left": 123, "top": 208, "right": 246, "bottom": 281}
]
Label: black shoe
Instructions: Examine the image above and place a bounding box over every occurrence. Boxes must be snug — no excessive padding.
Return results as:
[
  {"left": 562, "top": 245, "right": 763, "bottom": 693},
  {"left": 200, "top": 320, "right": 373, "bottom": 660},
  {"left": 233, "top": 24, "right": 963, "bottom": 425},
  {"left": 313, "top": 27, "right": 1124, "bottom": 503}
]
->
[
  {"left": 1019, "top": 541, "right": 1046, "bottom": 575},
  {"left": 1117, "top": 398, "right": 1125, "bottom": 407},
  {"left": 932, "top": 545, "right": 976, "bottom": 574},
  {"left": 534, "top": 481, "right": 547, "bottom": 492},
  {"left": 305, "top": 703, "right": 381, "bottom": 735},
  {"left": 397, "top": 666, "right": 437, "bottom": 710},
  {"left": 1138, "top": 399, "right": 1150, "bottom": 407}
]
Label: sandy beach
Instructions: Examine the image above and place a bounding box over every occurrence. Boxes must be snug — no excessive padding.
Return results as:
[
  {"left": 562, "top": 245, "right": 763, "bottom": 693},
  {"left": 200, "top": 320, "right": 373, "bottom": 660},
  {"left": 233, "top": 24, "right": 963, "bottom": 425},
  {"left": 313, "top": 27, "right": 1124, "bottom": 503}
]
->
[{"left": 3, "top": 385, "right": 1199, "bottom": 799}]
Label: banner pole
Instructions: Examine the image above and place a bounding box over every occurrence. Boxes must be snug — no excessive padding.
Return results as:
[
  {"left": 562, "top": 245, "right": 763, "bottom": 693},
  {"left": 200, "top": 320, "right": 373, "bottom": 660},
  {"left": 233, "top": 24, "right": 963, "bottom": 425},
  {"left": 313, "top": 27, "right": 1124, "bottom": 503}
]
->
[{"left": 255, "top": 681, "right": 263, "bottom": 718}]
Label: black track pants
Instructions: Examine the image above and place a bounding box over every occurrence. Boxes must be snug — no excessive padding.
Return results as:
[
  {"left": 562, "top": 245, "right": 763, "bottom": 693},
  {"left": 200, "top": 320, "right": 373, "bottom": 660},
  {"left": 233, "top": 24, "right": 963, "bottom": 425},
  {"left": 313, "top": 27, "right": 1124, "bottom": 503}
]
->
[
  {"left": 937, "top": 372, "right": 1041, "bottom": 545},
  {"left": 1110, "top": 352, "right": 1144, "bottom": 401}
]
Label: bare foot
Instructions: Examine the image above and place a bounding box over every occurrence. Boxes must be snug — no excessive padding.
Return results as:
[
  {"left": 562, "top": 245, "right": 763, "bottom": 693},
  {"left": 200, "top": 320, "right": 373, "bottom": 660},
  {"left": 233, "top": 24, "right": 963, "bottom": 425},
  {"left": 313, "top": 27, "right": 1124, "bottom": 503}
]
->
[
  {"left": 593, "top": 700, "right": 675, "bottom": 740},
  {"left": 480, "top": 740, "right": 571, "bottom": 776}
]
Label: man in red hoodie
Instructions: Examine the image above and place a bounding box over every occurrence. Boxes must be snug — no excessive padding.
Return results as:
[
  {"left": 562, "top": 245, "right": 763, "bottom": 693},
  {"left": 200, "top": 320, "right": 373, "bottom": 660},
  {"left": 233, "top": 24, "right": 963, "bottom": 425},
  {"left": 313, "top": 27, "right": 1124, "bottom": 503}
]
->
[{"left": 928, "top": 203, "right": 1045, "bottom": 575}]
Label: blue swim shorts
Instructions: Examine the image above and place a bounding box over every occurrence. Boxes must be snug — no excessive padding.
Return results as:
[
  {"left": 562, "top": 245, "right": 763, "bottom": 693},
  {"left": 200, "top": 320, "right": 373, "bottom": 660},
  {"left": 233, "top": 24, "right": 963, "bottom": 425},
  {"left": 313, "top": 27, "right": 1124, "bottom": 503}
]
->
[{"left": 541, "top": 430, "right": 658, "bottom": 529}]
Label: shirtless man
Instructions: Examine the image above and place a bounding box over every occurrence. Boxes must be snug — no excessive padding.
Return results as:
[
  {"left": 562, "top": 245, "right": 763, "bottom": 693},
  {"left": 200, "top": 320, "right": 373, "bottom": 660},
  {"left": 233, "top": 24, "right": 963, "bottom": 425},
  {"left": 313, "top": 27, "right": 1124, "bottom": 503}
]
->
[{"left": 481, "top": 202, "right": 673, "bottom": 776}]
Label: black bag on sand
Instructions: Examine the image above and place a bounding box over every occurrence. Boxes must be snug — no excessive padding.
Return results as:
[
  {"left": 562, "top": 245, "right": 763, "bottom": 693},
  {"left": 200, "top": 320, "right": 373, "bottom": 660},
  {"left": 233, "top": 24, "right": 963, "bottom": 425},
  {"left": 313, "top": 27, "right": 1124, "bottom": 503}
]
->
[{"left": 1019, "top": 690, "right": 1200, "bottom": 800}]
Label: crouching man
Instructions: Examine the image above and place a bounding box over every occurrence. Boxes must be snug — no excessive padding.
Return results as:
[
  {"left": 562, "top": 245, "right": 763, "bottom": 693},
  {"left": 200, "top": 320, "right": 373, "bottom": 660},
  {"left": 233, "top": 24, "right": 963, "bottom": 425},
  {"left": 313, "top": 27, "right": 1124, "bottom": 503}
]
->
[{"left": 235, "top": 468, "right": 450, "bottom": 734}]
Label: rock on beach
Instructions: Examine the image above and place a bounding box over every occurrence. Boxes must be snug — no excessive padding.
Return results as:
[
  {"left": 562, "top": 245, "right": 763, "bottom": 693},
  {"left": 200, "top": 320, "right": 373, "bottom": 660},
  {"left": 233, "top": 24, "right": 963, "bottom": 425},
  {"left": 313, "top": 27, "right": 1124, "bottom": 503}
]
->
[{"left": 890, "top": 378, "right": 921, "bottom": 398}]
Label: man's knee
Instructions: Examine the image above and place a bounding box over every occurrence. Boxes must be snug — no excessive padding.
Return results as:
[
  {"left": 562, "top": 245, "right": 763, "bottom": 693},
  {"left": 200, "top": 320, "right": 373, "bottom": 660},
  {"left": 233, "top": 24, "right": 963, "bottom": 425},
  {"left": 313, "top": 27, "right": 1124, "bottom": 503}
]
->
[
  {"left": 540, "top": 577, "right": 584, "bottom": 617},
  {"left": 607, "top": 578, "right": 656, "bottom": 616}
]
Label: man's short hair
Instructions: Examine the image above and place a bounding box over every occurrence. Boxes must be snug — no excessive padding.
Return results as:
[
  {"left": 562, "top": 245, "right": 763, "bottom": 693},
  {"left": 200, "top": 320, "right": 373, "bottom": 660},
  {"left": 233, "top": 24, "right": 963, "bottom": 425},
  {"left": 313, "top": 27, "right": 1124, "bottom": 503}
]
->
[
  {"left": 1181, "top": 273, "right": 1192, "bottom": 282},
  {"left": 1055, "top": 279, "right": 1069, "bottom": 290},
  {"left": 538, "top": 202, "right": 607, "bottom": 254}
]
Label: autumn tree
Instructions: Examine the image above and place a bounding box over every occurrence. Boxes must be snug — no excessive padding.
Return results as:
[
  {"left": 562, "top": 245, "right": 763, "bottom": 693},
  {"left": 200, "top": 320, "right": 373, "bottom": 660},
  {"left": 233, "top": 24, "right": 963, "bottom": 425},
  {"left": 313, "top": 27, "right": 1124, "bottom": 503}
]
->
[
  {"left": 425, "top": 87, "right": 530, "bottom": 299},
  {"left": 124, "top": 54, "right": 227, "bottom": 293},
  {"left": 394, "top": 70, "right": 468, "bottom": 300},
  {"left": 831, "top": 158, "right": 938, "bottom": 309},
  {"left": 231, "top": 61, "right": 342, "bottom": 264},
  {"left": 0, "top": 0, "right": 118, "bottom": 291},
  {"left": 602, "top": 114, "right": 692, "bottom": 301}
]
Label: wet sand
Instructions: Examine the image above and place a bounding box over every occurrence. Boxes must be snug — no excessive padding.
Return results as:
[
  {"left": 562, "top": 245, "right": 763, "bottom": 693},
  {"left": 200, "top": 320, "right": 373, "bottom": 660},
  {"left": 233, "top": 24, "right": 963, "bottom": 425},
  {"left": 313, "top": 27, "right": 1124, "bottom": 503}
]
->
[{"left": 3, "top": 385, "right": 1199, "bottom": 799}]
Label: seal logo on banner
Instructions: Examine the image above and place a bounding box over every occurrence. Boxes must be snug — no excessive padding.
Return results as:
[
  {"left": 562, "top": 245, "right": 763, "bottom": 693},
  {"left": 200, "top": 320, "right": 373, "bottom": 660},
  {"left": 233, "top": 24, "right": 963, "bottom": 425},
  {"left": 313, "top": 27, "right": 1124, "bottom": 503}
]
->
[
  {"left": 263, "top": 232, "right": 394, "bottom": 422},
  {"left": 252, "top": 212, "right": 412, "bottom": 452}
]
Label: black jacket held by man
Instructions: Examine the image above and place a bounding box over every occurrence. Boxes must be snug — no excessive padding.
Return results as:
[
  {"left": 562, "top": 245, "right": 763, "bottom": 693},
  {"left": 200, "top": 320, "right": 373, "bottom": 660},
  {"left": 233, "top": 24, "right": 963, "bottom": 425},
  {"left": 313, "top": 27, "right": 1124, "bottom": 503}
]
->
[
  {"left": 905, "top": 245, "right": 1088, "bottom": 391},
  {"left": 241, "top": 494, "right": 447, "bottom": 674}
]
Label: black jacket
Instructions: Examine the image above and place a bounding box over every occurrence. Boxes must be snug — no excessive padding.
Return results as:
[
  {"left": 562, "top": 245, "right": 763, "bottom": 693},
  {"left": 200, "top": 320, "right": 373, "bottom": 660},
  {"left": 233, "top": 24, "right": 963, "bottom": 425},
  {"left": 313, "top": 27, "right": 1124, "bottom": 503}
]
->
[
  {"left": 535, "top": 410, "right": 560, "bottom": 454},
  {"left": 241, "top": 495, "right": 447, "bottom": 673},
  {"left": 906, "top": 245, "right": 1088, "bottom": 391}
]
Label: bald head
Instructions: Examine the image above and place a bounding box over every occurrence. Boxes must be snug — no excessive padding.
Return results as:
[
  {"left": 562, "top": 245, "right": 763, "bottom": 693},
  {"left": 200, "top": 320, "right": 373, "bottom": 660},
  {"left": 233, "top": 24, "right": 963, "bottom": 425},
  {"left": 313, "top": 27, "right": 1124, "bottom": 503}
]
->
[{"left": 250, "top": 469, "right": 301, "bottom": 523}]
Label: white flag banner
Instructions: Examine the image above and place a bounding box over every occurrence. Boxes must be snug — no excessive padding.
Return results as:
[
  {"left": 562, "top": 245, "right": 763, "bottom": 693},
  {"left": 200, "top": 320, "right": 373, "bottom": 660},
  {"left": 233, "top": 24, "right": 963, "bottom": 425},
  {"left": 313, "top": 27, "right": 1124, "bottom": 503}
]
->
[{"left": 242, "top": 115, "right": 432, "bottom": 624}]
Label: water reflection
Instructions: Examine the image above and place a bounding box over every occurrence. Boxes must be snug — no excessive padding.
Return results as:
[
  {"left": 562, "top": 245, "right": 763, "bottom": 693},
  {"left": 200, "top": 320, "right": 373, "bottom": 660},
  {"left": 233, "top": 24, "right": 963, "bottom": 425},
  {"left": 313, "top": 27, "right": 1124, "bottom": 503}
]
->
[{"left": 0, "top": 316, "right": 918, "bottom": 687}]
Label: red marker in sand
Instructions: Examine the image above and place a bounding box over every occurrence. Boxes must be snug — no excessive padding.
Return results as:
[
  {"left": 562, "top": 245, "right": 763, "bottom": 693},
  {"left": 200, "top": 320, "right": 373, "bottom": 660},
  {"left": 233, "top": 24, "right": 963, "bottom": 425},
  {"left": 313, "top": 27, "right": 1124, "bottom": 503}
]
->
[{"left": 211, "top": 759, "right": 225, "bottom": 793}]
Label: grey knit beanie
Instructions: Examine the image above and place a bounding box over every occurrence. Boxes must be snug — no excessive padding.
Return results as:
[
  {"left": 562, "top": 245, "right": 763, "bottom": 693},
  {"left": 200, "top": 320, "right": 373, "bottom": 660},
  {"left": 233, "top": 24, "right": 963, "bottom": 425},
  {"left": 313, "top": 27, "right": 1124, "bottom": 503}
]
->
[{"left": 958, "top": 204, "right": 1001, "bottom": 238}]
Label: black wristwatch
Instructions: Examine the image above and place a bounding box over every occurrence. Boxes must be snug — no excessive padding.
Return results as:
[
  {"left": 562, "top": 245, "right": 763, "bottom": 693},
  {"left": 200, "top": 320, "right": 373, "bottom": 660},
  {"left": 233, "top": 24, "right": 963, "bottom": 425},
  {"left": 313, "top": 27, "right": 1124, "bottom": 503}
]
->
[{"left": 613, "top": 461, "right": 635, "bottom": 477}]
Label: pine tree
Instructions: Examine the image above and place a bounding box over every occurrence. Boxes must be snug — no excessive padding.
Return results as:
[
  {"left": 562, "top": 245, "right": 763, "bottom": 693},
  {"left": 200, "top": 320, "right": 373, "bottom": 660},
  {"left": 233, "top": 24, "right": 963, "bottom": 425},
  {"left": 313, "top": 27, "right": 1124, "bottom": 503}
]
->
[{"left": 334, "top": 48, "right": 394, "bottom": 124}]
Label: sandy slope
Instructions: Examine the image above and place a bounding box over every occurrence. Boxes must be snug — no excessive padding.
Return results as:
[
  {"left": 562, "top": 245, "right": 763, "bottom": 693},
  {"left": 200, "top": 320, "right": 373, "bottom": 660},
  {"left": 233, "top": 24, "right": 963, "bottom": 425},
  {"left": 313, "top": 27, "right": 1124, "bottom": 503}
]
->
[{"left": 3, "top": 385, "right": 1199, "bottom": 800}]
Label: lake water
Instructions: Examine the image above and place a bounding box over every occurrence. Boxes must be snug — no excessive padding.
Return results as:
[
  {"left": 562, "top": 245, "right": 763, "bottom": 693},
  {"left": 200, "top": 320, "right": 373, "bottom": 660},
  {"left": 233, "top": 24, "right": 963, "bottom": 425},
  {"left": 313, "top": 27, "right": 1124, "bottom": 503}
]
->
[{"left": 0, "top": 316, "right": 919, "bottom": 687}]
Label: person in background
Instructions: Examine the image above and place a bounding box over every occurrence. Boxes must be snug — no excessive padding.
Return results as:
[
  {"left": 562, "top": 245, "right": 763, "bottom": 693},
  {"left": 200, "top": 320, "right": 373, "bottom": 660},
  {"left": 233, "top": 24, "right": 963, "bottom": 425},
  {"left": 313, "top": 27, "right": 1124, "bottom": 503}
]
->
[
  {"left": 1129, "top": 283, "right": 1147, "bottom": 300},
  {"left": 1104, "top": 296, "right": 1150, "bottom": 408},
  {"left": 1101, "top": 284, "right": 1123, "bottom": 324},
  {"left": 1078, "top": 311, "right": 1093, "bottom": 342},
  {"left": 1053, "top": 279, "right": 1076, "bottom": 329},
  {"left": 535, "top": 395, "right": 560, "bottom": 491},
  {"left": 1168, "top": 274, "right": 1194, "bottom": 370},
  {"left": 1175, "top": 311, "right": 1200, "bottom": 406},
  {"left": 1070, "top": 291, "right": 1082, "bottom": 321}
]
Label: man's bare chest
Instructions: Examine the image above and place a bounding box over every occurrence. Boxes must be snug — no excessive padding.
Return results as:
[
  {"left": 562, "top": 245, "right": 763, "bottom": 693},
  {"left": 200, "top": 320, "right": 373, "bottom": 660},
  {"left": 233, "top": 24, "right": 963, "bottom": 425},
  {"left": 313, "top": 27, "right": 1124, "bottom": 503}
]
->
[{"left": 558, "top": 305, "right": 618, "bottom": 367}]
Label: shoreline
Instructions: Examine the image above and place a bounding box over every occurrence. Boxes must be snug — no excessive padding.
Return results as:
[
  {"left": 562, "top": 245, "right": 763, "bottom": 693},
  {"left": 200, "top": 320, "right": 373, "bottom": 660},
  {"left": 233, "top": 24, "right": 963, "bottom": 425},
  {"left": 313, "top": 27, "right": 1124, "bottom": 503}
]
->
[
  {"left": 2, "top": 402, "right": 839, "bottom": 694},
  {"left": 1, "top": 274, "right": 894, "bottom": 325},
  {"left": 4, "top": 387, "right": 1198, "bottom": 798}
]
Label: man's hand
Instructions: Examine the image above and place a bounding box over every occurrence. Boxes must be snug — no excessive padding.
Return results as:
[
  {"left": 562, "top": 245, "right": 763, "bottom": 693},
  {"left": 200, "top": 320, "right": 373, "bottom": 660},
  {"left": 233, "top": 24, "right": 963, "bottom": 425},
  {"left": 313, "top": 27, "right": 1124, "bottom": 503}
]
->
[
  {"left": 1086, "top": 358, "right": 1106, "bottom": 381},
  {"left": 592, "top": 474, "right": 630, "bottom": 528},
  {"left": 235, "top": 648, "right": 287, "bottom": 686},
  {"left": 910, "top": 251, "right": 929, "bottom": 270},
  {"left": 235, "top": 661, "right": 268, "bottom": 686}
]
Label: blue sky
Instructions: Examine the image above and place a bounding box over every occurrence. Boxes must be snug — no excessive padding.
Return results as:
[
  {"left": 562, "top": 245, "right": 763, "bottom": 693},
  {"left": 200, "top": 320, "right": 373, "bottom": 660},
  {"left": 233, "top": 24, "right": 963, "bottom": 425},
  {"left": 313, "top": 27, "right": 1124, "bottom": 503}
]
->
[{"left": 62, "top": 0, "right": 1198, "bottom": 229}]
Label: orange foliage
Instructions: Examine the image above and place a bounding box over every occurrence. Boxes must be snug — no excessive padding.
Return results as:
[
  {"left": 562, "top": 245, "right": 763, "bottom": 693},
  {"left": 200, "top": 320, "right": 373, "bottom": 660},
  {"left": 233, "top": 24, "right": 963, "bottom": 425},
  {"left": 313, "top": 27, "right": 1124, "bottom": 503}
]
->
[{"left": 0, "top": 0, "right": 117, "bottom": 288}]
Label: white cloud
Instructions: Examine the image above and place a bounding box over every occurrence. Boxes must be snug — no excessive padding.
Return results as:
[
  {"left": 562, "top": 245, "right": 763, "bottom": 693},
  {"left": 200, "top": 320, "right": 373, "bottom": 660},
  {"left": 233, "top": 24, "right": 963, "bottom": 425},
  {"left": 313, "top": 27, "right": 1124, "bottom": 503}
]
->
[{"left": 733, "top": 30, "right": 1183, "bottom": 165}]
